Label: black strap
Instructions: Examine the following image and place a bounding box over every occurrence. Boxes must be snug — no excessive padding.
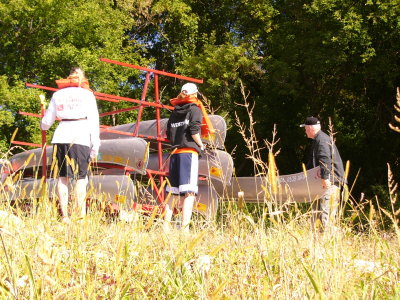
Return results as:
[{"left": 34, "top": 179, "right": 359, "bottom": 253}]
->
[{"left": 61, "top": 117, "right": 87, "bottom": 121}]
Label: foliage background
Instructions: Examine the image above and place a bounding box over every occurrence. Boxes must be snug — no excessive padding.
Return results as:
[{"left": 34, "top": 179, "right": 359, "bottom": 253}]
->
[{"left": 1, "top": 0, "right": 399, "bottom": 199}]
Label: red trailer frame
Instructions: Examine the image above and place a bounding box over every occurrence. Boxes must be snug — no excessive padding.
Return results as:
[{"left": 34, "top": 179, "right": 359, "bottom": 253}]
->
[{"left": 14, "top": 58, "right": 204, "bottom": 209}]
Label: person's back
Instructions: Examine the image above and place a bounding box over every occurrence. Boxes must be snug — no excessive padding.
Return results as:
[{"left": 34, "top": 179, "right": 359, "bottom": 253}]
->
[
  {"left": 45, "top": 87, "right": 98, "bottom": 148},
  {"left": 41, "top": 67, "right": 100, "bottom": 223},
  {"left": 164, "top": 83, "right": 205, "bottom": 233},
  {"left": 300, "top": 116, "right": 345, "bottom": 230},
  {"left": 167, "top": 102, "right": 202, "bottom": 154},
  {"left": 308, "top": 130, "right": 345, "bottom": 186}
]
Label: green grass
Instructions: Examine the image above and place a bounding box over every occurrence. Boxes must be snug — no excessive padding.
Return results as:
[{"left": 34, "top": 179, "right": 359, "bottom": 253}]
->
[{"left": 0, "top": 193, "right": 399, "bottom": 299}]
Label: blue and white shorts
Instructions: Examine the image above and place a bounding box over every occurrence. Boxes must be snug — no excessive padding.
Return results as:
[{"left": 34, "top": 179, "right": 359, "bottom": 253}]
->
[{"left": 166, "top": 152, "right": 199, "bottom": 195}]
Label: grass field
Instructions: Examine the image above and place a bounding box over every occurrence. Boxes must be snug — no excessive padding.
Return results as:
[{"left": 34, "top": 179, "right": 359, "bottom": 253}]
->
[
  {"left": 0, "top": 189, "right": 399, "bottom": 299},
  {"left": 1, "top": 94, "right": 399, "bottom": 299}
]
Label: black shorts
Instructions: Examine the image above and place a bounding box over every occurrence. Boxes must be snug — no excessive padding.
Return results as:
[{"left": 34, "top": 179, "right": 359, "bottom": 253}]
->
[{"left": 54, "top": 144, "right": 90, "bottom": 179}]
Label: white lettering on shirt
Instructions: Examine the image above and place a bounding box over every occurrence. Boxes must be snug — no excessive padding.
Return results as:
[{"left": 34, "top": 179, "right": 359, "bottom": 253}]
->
[{"left": 170, "top": 119, "right": 189, "bottom": 128}]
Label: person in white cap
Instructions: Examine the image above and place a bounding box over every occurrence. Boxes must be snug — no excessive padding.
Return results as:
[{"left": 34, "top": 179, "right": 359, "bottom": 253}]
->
[
  {"left": 164, "top": 82, "right": 205, "bottom": 233},
  {"left": 41, "top": 67, "right": 100, "bottom": 223},
  {"left": 181, "top": 82, "right": 198, "bottom": 95},
  {"left": 300, "top": 116, "right": 345, "bottom": 230}
]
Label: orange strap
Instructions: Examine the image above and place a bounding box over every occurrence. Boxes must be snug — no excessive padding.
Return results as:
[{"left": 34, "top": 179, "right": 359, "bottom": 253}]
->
[
  {"left": 173, "top": 148, "right": 199, "bottom": 155},
  {"left": 55, "top": 78, "right": 92, "bottom": 91},
  {"left": 170, "top": 95, "right": 216, "bottom": 140}
]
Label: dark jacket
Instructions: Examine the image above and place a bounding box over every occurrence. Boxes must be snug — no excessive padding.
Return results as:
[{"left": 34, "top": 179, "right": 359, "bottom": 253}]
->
[
  {"left": 306, "top": 130, "right": 345, "bottom": 185},
  {"left": 166, "top": 103, "right": 202, "bottom": 153}
]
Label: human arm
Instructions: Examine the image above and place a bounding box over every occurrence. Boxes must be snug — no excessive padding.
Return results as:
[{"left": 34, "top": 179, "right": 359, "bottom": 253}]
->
[
  {"left": 87, "top": 93, "right": 100, "bottom": 158},
  {"left": 40, "top": 97, "right": 57, "bottom": 130},
  {"left": 189, "top": 106, "right": 204, "bottom": 150},
  {"left": 315, "top": 134, "right": 334, "bottom": 185},
  {"left": 191, "top": 133, "right": 205, "bottom": 151}
]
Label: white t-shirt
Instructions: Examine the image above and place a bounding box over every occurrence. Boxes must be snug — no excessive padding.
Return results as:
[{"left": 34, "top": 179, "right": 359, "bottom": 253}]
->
[{"left": 41, "top": 87, "right": 100, "bottom": 156}]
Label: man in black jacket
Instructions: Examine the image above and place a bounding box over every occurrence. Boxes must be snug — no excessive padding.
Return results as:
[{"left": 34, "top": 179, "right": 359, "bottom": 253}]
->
[
  {"left": 300, "top": 116, "right": 345, "bottom": 229},
  {"left": 164, "top": 83, "right": 205, "bottom": 232}
]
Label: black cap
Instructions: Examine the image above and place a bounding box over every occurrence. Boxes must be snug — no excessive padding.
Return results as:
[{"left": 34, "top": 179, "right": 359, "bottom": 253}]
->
[{"left": 299, "top": 116, "right": 320, "bottom": 127}]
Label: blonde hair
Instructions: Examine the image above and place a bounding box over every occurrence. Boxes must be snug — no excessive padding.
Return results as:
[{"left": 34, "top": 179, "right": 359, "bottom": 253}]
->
[
  {"left": 68, "top": 67, "right": 87, "bottom": 87},
  {"left": 177, "top": 92, "right": 188, "bottom": 99}
]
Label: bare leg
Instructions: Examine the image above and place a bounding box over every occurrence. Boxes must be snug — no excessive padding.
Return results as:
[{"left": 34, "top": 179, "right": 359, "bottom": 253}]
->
[
  {"left": 75, "top": 177, "right": 88, "bottom": 218},
  {"left": 57, "top": 177, "right": 69, "bottom": 221},
  {"left": 182, "top": 193, "right": 195, "bottom": 233},
  {"left": 163, "top": 204, "right": 173, "bottom": 232},
  {"left": 163, "top": 196, "right": 178, "bottom": 232}
]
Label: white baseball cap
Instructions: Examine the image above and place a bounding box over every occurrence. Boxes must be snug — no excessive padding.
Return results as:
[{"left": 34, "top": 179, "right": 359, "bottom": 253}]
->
[{"left": 181, "top": 83, "right": 198, "bottom": 95}]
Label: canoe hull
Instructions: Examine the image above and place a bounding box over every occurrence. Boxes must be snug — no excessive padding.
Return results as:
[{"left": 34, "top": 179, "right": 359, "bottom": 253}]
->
[
  {"left": 2, "top": 174, "right": 136, "bottom": 211},
  {"left": 9, "top": 138, "right": 149, "bottom": 175},
  {"left": 100, "top": 115, "right": 227, "bottom": 149},
  {"left": 212, "top": 167, "right": 325, "bottom": 203}
]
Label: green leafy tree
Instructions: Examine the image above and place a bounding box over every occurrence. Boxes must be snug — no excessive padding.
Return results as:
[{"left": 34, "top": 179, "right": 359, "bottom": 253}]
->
[
  {"left": 1, "top": 0, "right": 399, "bottom": 198},
  {"left": 257, "top": 0, "right": 400, "bottom": 192},
  {"left": 0, "top": 0, "right": 150, "bottom": 153}
]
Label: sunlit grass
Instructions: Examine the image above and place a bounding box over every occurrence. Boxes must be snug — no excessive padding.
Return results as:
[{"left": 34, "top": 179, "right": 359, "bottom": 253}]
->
[
  {"left": 0, "top": 181, "right": 399, "bottom": 299},
  {"left": 0, "top": 85, "right": 399, "bottom": 298}
]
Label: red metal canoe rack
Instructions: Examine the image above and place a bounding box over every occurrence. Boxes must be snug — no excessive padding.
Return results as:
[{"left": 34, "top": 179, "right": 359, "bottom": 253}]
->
[{"left": 13, "top": 57, "right": 204, "bottom": 208}]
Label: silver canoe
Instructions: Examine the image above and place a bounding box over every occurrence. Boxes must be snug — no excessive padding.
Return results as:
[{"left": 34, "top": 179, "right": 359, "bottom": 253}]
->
[
  {"left": 212, "top": 166, "right": 325, "bottom": 203},
  {"left": 194, "top": 181, "right": 218, "bottom": 219},
  {"left": 9, "top": 138, "right": 149, "bottom": 175},
  {"left": 1, "top": 175, "right": 136, "bottom": 211},
  {"left": 0, "top": 175, "right": 218, "bottom": 219},
  {"left": 100, "top": 115, "right": 227, "bottom": 149},
  {"left": 137, "top": 180, "right": 219, "bottom": 220}
]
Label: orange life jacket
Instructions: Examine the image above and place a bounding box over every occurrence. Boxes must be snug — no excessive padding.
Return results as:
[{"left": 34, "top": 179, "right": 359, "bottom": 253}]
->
[
  {"left": 55, "top": 78, "right": 92, "bottom": 91},
  {"left": 170, "top": 95, "right": 216, "bottom": 142}
]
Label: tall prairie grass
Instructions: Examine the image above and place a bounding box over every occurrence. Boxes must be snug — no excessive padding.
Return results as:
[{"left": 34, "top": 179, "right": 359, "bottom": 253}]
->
[
  {"left": 0, "top": 182, "right": 399, "bottom": 299},
  {"left": 0, "top": 88, "right": 399, "bottom": 299}
]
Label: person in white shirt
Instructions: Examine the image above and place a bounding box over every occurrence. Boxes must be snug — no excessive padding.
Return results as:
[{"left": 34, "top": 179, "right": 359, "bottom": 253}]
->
[{"left": 41, "top": 67, "right": 100, "bottom": 223}]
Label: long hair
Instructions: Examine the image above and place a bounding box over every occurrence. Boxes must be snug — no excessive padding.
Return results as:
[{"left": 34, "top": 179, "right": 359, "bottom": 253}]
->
[{"left": 68, "top": 67, "right": 87, "bottom": 87}]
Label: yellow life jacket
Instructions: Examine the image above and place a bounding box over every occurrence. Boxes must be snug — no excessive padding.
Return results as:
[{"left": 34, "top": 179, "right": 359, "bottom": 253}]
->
[{"left": 170, "top": 95, "right": 216, "bottom": 142}]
